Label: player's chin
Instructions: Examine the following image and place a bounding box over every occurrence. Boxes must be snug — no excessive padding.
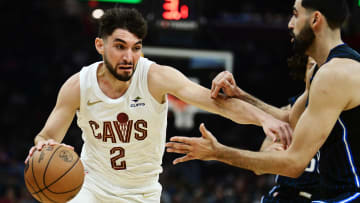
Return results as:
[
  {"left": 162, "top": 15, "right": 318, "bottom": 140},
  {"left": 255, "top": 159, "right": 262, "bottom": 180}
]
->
[{"left": 115, "top": 72, "right": 133, "bottom": 81}]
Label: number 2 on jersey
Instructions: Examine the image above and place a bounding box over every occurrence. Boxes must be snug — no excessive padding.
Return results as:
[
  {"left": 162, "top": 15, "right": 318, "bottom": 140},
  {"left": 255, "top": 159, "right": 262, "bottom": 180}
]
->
[{"left": 110, "top": 147, "right": 126, "bottom": 170}]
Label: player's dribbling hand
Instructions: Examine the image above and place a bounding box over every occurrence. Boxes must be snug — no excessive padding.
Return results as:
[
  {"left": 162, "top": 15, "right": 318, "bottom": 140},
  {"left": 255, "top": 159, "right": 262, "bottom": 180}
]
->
[
  {"left": 211, "top": 71, "right": 241, "bottom": 99},
  {"left": 24, "top": 139, "right": 74, "bottom": 164}
]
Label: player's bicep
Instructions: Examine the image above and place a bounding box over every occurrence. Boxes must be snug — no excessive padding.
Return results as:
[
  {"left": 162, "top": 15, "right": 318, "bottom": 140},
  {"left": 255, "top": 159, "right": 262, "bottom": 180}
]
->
[
  {"left": 305, "top": 68, "right": 348, "bottom": 134},
  {"left": 288, "top": 70, "right": 347, "bottom": 167},
  {"left": 39, "top": 73, "right": 80, "bottom": 142}
]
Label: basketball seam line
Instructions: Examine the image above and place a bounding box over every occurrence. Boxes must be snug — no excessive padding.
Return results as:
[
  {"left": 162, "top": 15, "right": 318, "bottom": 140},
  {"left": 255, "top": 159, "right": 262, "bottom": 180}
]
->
[
  {"left": 45, "top": 157, "right": 82, "bottom": 194},
  {"left": 31, "top": 154, "right": 43, "bottom": 202},
  {"left": 47, "top": 182, "right": 83, "bottom": 195},
  {"left": 31, "top": 146, "right": 82, "bottom": 196},
  {"left": 24, "top": 174, "right": 41, "bottom": 201},
  {"left": 31, "top": 152, "right": 59, "bottom": 203}
]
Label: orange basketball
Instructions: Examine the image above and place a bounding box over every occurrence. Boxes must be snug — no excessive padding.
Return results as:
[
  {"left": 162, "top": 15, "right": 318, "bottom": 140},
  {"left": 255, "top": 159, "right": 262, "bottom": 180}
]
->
[{"left": 24, "top": 144, "right": 84, "bottom": 203}]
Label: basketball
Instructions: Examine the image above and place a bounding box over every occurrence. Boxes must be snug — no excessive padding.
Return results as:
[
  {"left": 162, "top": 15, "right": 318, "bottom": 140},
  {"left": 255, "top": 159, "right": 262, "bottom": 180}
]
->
[{"left": 24, "top": 144, "right": 84, "bottom": 203}]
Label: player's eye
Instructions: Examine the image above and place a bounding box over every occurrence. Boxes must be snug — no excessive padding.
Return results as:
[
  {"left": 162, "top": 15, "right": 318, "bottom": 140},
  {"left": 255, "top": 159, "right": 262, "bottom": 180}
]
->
[
  {"left": 133, "top": 46, "right": 142, "bottom": 51},
  {"left": 115, "top": 44, "right": 125, "bottom": 49}
]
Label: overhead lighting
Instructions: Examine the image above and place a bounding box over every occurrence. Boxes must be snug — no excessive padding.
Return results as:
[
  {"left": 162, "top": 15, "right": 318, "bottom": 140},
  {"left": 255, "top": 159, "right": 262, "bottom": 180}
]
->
[{"left": 92, "top": 9, "right": 104, "bottom": 19}]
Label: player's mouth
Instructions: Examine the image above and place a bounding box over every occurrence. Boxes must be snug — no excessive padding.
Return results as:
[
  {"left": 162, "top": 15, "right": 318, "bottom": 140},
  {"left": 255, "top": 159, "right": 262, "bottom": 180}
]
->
[
  {"left": 119, "top": 67, "right": 132, "bottom": 70},
  {"left": 118, "top": 65, "right": 133, "bottom": 70},
  {"left": 289, "top": 31, "right": 295, "bottom": 43}
]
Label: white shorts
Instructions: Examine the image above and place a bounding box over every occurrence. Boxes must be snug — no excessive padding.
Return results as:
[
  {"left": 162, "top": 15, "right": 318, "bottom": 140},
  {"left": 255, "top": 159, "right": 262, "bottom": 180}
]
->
[{"left": 68, "top": 173, "right": 162, "bottom": 203}]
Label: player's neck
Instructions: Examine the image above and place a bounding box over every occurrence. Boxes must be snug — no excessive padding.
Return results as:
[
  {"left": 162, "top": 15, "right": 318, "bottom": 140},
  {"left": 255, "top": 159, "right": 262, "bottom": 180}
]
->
[
  {"left": 307, "top": 29, "right": 343, "bottom": 67},
  {"left": 98, "top": 63, "right": 131, "bottom": 99}
]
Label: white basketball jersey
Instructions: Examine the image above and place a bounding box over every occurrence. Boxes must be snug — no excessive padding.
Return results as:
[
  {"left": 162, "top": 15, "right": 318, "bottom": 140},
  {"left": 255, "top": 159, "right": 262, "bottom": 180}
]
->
[{"left": 76, "top": 57, "right": 168, "bottom": 194}]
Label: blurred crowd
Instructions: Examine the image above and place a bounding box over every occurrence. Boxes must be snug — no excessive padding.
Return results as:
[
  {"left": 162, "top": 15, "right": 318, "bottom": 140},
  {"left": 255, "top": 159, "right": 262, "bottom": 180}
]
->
[{"left": 1, "top": 0, "right": 359, "bottom": 202}]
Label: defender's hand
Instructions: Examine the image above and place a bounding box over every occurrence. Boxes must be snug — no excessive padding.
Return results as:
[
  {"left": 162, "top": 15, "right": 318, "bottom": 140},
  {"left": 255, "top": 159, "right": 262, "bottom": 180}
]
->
[
  {"left": 261, "top": 116, "right": 293, "bottom": 147},
  {"left": 166, "top": 123, "right": 219, "bottom": 164},
  {"left": 211, "top": 71, "right": 241, "bottom": 99}
]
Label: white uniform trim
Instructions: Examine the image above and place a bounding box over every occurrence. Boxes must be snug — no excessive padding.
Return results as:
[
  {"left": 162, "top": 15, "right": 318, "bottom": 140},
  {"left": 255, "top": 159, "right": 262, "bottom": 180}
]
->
[{"left": 338, "top": 117, "right": 360, "bottom": 188}]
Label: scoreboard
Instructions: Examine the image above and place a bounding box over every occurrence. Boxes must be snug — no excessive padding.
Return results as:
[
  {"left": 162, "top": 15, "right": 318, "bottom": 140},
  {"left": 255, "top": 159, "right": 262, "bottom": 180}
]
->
[{"left": 84, "top": 0, "right": 201, "bottom": 31}]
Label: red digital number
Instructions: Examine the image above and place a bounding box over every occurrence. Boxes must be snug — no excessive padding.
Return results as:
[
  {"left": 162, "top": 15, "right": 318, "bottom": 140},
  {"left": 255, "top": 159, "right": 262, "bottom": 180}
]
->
[{"left": 162, "top": 0, "right": 189, "bottom": 20}]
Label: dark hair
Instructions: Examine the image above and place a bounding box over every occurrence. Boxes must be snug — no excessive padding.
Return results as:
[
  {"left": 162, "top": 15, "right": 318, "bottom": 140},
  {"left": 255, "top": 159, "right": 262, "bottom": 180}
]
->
[
  {"left": 288, "top": 54, "right": 309, "bottom": 80},
  {"left": 98, "top": 7, "right": 147, "bottom": 39},
  {"left": 301, "top": 0, "right": 349, "bottom": 29}
]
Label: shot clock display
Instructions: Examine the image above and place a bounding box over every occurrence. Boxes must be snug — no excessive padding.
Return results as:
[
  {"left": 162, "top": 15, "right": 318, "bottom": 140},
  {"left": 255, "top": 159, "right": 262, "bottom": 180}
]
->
[{"left": 162, "top": 0, "right": 189, "bottom": 20}]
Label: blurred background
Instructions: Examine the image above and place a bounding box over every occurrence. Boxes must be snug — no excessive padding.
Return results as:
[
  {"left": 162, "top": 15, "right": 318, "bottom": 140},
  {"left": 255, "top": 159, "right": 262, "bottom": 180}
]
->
[{"left": 1, "top": 0, "right": 360, "bottom": 202}]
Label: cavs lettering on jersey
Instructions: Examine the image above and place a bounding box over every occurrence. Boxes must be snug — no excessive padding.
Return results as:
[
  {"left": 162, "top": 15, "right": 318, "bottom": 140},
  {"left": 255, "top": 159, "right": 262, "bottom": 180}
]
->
[{"left": 76, "top": 57, "right": 168, "bottom": 192}]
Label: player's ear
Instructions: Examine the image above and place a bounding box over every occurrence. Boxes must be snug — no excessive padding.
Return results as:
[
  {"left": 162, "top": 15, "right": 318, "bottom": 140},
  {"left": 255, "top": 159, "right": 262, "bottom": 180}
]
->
[
  {"left": 95, "top": 37, "right": 105, "bottom": 55},
  {"left": 310, "top": 11, "right": 322, "bottom": 31}
]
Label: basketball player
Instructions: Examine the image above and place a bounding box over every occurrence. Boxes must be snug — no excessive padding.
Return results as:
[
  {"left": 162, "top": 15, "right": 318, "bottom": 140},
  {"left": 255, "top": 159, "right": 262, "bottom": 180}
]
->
[
  {"left": 184, "top": 55, "right": 319, "bottom": 202},
  {"left": 24, "top": 8, "right": 292, "bottom": 202},
  {"left": 259, "top": 55, "right": 320, "bottom": 203},
  {"left": 166, "top": 0, "right": 360, "bottom": 201}
]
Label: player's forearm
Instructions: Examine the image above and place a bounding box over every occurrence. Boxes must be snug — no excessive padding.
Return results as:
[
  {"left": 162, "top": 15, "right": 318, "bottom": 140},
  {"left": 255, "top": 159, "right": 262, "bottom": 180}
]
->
[
  {"left": 221, "top": 97, "right": 273, "bottom": 126},
  {"left": 235, "top": 89, "right": 289, "bottom": 122},
  {"left": 255, "top": 138, "right": 273, "bottom": 175},
  {"left": 34, "top": 129, "right": 64, "bottom": 145},
  {"left": 288, "top": 92, "right": 307, "bottom": 129},
  {"left": 214, "top": 143, "right": 303, "bottom": 178}
]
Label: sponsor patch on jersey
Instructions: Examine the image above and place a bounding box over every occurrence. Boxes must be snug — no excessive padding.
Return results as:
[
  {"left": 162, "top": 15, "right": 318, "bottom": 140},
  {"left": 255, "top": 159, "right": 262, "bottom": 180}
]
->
[{"left": 130, "top": 96, "right": 145, "bottom": 107}]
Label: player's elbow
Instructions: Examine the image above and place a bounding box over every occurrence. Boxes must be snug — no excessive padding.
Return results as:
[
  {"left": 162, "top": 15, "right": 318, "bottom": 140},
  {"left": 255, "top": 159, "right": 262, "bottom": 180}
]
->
[
  {"left": 281, "top": 156, "right": 306, "bottom": 178},
  {"left": 254, "top": 170, "right": 266, "bottom": 176},
  {"left": 286, "top": 167, "right": 304, "bottom": 178}
]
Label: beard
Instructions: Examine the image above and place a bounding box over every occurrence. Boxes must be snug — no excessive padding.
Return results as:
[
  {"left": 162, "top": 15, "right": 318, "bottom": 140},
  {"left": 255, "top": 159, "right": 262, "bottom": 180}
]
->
[
  {"left": 103, "top": 54, "right": 135, "bottom": 82},
  {"left": 290, "top": 23, "right": 315, "bottom": 55}
]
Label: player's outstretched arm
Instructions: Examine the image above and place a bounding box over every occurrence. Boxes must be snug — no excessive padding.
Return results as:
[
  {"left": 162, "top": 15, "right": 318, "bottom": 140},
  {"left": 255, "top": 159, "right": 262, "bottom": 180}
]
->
[
  {"left": 148, "top": 64, "right": 292, "bottom": 145},
  {"left": 167, "top": 62, "right": 349, "bottom": 177},
  {"left": 25, "top": 73, "right": 80, "bottom": 163},
  {"left": 211, "top": 71, "right": 290, "bottom": 123}
]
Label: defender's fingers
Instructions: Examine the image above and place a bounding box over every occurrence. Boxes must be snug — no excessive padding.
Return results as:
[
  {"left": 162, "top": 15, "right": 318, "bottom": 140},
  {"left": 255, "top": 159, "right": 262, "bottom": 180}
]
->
[
  {"left": 166, "top": 148, "right": 188, "bottom": 154},
  {"left": 266, "top": 131, "right": 278, "bottom": 143},
  {"left": 199, "top": 123, "right": 211, "bottom": 138},
  {"left": 173, "top": 155, "right": 195, "bottom": 165},
  {"left": 285, "top": 126, "right": 293, "bottom": 145},
  {"left": 169, "top": 136, "right": 194, "bottom": 144},
  {"left": 166, "top": 142, "right": 192, "bottom": 151},
  {"left": 223, "top": 79, "right": 232, "bottom": 88},
  {"left": 211, "top": 85, "right": 222, "bottom": 99},
  {"left": 278, "top": 127, "right": 289, "bottom": 146},
  {"left": 211, "top": 72, "right": 224, "bottom": 95}
]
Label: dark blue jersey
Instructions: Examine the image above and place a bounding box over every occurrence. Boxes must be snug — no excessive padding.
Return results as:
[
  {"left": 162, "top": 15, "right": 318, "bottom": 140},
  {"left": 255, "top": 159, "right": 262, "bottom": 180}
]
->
[
  {"left": 263, "top": 79, "right": 320, "bottom": 203},
  {"left": 262, "top": 157, "right": 320, "bottom": 203},
  {"left": 315, "top": 44, "right": 360, "bottom": 200}
]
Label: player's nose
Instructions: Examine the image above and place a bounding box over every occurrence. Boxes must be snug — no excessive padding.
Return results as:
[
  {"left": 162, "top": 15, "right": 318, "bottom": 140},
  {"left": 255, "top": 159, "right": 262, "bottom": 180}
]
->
[{"left": 288, "top": 16, "right": 295, "bottom": 29}]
